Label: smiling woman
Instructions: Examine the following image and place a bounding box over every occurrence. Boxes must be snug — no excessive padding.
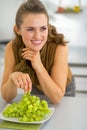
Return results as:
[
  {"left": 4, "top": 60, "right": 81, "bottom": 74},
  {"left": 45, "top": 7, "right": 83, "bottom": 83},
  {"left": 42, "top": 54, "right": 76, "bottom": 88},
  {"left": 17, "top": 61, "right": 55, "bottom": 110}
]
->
[
  {"left": 15, "top": 13, "right": 48, "bottom": 51},
  {"left": 1, "top": 0, "right": 75, "bottom": 104}
]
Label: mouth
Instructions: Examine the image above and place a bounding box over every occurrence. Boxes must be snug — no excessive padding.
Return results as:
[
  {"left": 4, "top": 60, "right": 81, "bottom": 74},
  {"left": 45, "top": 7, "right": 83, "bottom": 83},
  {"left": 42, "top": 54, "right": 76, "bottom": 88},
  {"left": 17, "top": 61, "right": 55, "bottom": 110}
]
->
[{"left": 31, "top": 40, "right": 42, "bottom": 45}]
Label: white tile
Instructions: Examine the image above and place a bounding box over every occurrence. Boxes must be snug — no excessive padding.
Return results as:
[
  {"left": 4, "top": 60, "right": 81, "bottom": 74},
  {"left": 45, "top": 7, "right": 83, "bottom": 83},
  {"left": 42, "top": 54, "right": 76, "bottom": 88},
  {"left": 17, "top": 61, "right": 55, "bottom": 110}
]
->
[{"left": 75, "top": 77, "right": 87, "bottom": 91}]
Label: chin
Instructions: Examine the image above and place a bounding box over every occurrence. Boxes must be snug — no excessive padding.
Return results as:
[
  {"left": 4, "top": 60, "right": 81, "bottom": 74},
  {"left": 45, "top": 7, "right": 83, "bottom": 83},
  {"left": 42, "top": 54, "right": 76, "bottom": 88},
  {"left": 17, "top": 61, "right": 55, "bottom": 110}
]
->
[{"left": 33, "top": 45, "right": 43, "bottom": 51}]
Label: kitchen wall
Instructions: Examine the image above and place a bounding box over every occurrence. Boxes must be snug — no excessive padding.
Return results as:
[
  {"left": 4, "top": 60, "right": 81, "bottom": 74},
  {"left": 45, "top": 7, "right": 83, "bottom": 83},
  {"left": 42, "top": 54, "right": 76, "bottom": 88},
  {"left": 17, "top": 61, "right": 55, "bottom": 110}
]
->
[
  {"left": 0, "top": 0, "right": 24, "bottom": 42},
  {"left": 41, "top": 0, "right": 87, "bottom": 47},
  {"left": 0, "top": 0, "right": 87, "bottom": 46}
]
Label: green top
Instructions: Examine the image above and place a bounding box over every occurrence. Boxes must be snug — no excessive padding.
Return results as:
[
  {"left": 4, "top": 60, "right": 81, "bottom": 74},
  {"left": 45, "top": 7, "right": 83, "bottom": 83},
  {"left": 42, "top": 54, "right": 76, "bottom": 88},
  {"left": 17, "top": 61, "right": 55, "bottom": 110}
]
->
[{"left": 12, "top": 41, "right": 72, "bottom": 86}]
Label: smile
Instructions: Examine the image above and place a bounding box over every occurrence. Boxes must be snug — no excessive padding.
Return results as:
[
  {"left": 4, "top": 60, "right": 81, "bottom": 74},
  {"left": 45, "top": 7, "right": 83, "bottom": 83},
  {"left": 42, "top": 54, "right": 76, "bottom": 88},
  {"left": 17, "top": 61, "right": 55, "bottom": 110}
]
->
[{"left": 31, "top": 40, "right": 42, "bottom": 45}]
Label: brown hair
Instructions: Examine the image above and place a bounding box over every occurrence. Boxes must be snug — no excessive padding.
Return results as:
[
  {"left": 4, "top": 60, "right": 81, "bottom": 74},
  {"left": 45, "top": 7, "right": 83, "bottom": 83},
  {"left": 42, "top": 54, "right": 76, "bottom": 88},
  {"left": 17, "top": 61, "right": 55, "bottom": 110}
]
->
[
  {"left": 15, "top": 0, "right": 49, "bottom": 29},
  {"left": 13, "top": 0, "right": 67, "bottom": 47}
]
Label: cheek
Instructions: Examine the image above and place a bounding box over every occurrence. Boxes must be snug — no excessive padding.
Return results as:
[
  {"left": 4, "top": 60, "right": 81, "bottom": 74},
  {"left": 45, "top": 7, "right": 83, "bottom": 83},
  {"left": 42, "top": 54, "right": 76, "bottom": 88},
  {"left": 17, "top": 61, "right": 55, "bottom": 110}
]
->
[
  {"left": 21, "top": 35, "right": 29, "bottom": 47},
  {"left": 22, "top": 35, "right": 27, "bottom": 43},
  {"left": 22, "top": 33, "right": 31, "bottom": 42}
]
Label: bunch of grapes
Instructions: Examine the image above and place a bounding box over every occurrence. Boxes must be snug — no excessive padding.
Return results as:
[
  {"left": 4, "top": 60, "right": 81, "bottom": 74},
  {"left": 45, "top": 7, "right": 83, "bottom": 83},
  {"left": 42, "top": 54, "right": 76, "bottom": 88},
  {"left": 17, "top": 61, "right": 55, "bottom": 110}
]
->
[{"left": 3, "top": 93, "right": 51, "bottom": 122}]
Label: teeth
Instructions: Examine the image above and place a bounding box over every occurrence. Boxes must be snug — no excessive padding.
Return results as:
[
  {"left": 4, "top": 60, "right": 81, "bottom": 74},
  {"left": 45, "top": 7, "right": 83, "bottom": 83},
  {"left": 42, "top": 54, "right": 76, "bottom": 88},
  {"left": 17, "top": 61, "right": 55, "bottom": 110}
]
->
[{"left": 32, "top": 40, "right": 41, "bottom": 44}]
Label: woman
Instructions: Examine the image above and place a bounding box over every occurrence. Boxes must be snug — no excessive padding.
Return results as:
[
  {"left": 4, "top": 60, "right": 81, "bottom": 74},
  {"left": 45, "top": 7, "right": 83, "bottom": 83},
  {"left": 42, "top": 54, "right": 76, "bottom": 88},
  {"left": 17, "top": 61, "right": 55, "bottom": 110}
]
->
[{"left": 1, "top": 0, "right": 75, "bottom": 104}]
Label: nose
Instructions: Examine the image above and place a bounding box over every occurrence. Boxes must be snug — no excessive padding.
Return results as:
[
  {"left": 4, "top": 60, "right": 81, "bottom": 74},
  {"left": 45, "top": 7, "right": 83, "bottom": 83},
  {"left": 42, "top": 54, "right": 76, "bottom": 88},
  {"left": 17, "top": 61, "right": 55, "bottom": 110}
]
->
[{"left": 33, "top": 30, "right": 41, "bottom": 39}]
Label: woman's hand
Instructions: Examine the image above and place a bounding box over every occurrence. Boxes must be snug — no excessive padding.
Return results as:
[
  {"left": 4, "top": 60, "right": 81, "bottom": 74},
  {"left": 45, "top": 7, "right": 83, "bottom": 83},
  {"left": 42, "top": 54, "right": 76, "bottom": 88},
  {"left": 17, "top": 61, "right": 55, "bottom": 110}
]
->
[
  {"left": 9, "top": 72, "right": 32, "bottom": 93},
  {"left": 21, "top": 48, "right": 42, "bottom": 70}
]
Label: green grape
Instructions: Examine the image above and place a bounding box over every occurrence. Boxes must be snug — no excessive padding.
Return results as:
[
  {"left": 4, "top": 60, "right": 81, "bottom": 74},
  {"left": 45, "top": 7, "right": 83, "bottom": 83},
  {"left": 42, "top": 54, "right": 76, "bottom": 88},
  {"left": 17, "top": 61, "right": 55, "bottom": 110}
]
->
[
  {"left": 32, "top": 106, "right": 38, "bottom": 113},
  {"left": 3, "top": 113, "right": 9, "bottom": 117},
  {"left": 41, "top": 100, "right": 48, "bottom": 108},
  {"left": 3, "top": 92, "right": 50, "bottom": 122},
  {"left": 26, "top": 109, "right": 32, "bottom": 114},
  {"left": 28, "top": 104, "right": 33, "bottom": 110},
  {"left": 22, "top": 116, "right": 28, "bottom": 122},
  {"left": 9, "top": 108, "right": 14, "bottom": 113},
  {"left": 9, "top": 113, "right": 16, "bottom": 117},
  {"left": 28, "top": 118, "right": 34, "bottom": 122},
  {"left": 15, "top": 113, "right": 19, "bottom": 117},
  {"left": 26, "top": 100, "right": 31, "bottom": 105},
  {"left": 19, "top": 110, "right": 24, "bottom": 116},
  {"left": 35, "top": 116, "right": 42, "bottom": 121},
  {"left": 13, "top": 106, "right": 18, "bottom": 113}
]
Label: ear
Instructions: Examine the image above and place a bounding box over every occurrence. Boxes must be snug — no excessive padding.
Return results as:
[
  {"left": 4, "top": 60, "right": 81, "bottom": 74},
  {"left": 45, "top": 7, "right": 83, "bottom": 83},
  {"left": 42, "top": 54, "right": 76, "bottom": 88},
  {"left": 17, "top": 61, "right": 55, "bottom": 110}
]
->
[{"left": 14, "top": 25, "right": 21, "bottom": 35}]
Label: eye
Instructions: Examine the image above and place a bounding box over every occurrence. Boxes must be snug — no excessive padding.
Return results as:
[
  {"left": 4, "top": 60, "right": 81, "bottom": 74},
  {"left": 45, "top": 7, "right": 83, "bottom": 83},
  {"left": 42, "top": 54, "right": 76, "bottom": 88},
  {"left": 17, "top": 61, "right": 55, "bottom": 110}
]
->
[
  {"left": 26, "top": 28, "right": 34, "bottom": 31},
  {"left": 40, "top": 27, "right": 47, "bottom": 31}
]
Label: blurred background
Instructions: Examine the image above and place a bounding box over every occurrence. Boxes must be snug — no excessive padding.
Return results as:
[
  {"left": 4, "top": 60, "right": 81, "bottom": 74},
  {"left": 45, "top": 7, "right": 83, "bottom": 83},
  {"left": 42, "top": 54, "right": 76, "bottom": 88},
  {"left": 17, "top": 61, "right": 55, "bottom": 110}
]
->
[{"left": 0, "top": 0, "right": 87, "bottom": 97}]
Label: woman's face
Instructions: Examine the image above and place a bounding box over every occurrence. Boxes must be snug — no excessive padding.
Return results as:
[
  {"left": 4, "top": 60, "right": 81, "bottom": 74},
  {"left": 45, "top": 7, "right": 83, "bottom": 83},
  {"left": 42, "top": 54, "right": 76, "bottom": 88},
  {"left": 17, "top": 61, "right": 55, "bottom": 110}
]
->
[{"left": 17, "top": 13, "right": 48, "bottom": 51}]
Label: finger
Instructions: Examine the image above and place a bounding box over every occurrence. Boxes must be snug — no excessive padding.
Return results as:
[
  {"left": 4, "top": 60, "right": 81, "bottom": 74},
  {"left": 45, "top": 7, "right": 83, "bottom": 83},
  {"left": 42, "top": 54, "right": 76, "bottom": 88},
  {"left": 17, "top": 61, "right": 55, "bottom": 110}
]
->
[
  {"left": 24, "top": 80, "right": 32, "bottom": 93},
  {"left": 22, "top": 53, "right": 30, "bottom": 60},
  {"left": 25, "top": 74, "right": 32, "bottom": 92},
  {"left": 27, "top": 77, "right": 32, "bottom": 92},
  {"left": 17, "top": 78, "right": 24, "bottom": 89},
  {"left": 22, "top": 48, "right": 30, "bottom": 51},
  {"left": 21, "top": 51, "right": 29, "bottom": 57},
  {"left": 23, "top": 55, "right": 29, "bottom": 59},
  {"left": 15, "top": 79, "right": 20, "bottom": 88},
  {"left": 22, "top": 49, "right": 36, "bottom": 57},
  {"left": 22, "top": 78, "right": 28, "bottom": 92},
  {"left": 24, "top": 81, "right": 29, "bottom": 93}
]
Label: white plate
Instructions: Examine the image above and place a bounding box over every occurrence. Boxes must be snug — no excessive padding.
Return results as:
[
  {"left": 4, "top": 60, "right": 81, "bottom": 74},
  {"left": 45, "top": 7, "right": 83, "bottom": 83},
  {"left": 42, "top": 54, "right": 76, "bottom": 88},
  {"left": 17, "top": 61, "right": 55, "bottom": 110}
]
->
[{"left": 0, "top": 105, "right": 55, "bottom": 124}]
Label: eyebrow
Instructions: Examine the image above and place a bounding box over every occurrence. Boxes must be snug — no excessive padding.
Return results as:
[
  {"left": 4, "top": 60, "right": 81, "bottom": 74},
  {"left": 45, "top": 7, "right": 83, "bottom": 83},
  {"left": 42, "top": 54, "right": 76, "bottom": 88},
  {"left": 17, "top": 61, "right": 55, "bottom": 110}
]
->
[{"left": 25, "top": 25, "right": 47, "bottom": 28}]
